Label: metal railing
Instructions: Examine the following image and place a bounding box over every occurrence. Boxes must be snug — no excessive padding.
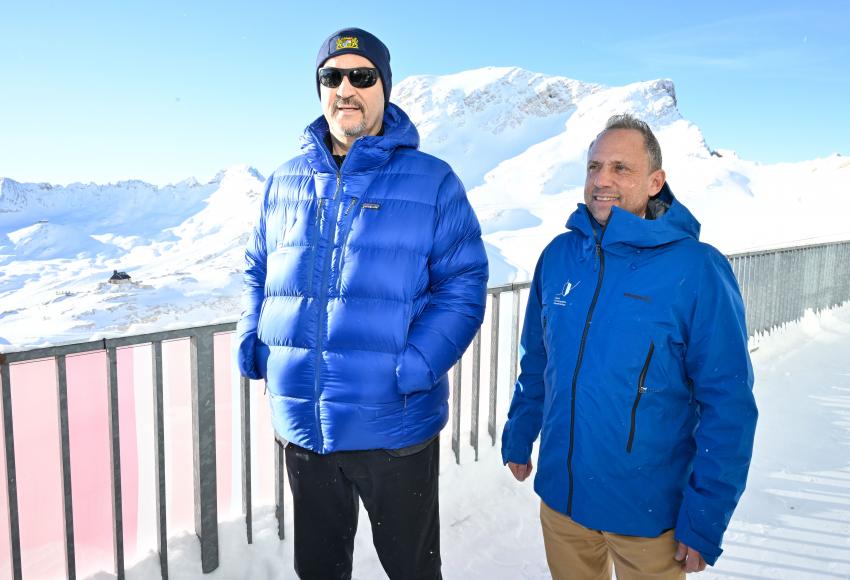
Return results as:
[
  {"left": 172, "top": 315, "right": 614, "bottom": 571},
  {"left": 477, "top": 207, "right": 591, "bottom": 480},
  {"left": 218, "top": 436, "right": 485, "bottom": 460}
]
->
[
  {"left": 730, "top": 241, "right": 850, "bottom": 337},
  {"left": 0, "top": 325, "right": 248, "bottom": 580},
  {"left": 2, "top": 239, "right": 850, "bottom": 579}
]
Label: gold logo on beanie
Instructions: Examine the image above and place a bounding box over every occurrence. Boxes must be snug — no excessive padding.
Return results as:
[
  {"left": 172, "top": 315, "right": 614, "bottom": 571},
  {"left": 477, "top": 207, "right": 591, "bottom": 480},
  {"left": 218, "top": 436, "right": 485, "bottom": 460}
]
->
[{"left": 336, "top": 36, "right": 359, "bottom": 50}]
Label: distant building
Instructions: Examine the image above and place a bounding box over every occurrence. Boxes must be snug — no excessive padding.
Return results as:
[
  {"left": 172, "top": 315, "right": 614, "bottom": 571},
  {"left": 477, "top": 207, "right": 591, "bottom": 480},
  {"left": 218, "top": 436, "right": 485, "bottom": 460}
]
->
[{"left": 108, "top": 270, "right": 131, "bottom": 284}]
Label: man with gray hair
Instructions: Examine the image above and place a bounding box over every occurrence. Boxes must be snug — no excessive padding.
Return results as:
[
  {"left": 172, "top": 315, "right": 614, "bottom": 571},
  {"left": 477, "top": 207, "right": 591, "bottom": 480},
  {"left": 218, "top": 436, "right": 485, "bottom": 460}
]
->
[{"left": 502, "top": 114, "right": 757, "bottom": 578}]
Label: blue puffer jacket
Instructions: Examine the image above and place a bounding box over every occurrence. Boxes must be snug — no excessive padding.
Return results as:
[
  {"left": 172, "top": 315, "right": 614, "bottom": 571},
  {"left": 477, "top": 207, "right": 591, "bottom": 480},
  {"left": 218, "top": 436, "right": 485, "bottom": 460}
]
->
[
  {"left": 501, "top": 185, "right": 757, "bottom": 565},
  {"left": 237, "top": 104, "right": 488, "bottom": 454}
]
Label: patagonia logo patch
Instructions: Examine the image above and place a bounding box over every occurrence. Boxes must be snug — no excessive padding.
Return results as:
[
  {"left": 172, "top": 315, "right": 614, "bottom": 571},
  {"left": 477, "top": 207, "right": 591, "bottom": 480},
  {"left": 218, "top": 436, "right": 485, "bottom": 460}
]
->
[
  {"left": 362, "top": 202, "right": 381, "bottom": 210},
  {"left": 336, "top": 36, "right": 359, "bottom": 50},
  {"left": 624, "top": 292, "right": 651, "bottom": 303}
]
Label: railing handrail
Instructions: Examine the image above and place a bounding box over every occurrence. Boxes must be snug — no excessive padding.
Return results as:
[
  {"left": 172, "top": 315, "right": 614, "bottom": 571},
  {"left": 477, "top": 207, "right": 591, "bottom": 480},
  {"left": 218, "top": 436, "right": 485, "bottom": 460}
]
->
[
  {"left": 0, "top": 322, "right": 237, "bottom": 362},
  {"left": 722, "top": 238, "right": 850, "bottom": 259}
]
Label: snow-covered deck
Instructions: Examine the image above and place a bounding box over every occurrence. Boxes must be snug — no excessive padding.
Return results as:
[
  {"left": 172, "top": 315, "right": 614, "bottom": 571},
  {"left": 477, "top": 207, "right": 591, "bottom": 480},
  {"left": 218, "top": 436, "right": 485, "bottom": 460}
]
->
[{"left": 93, "top": 303, "right": 850, "bottom": 580}]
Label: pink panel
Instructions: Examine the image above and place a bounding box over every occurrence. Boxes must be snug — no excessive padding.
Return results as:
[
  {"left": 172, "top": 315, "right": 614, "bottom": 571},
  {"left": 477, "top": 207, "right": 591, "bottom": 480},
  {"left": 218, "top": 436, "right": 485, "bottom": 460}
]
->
[
  {"left": 9, "top": 359, "right": 65, "bottom": 578},
  {"left": 66, "top": 351, "right": 113, "bottom": 577},
  {"left": 163, "top": 340, "right": 194, "bottom": 534},
  {"left": 214, "top": 334, "right": 233, "bottom": 519},
  {"left": 127, "top": 344, "right": 158, "bottom": 568},
  {"left": 116, "top": 348, "right": 139, "bottom": 562}
]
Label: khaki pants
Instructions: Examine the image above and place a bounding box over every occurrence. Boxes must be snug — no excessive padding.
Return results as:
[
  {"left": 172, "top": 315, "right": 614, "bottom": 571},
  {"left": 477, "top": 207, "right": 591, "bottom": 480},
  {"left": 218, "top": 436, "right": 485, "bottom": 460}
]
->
[{"left": 540, "top": 501, "right": 685, "bottom": 580}]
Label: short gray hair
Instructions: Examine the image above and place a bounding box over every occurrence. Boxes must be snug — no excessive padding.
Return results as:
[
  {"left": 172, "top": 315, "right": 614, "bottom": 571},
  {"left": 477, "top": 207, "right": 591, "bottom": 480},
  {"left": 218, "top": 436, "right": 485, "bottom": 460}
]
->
[{"left": 592, "top": 114, "right": 663, "bottom": 172}]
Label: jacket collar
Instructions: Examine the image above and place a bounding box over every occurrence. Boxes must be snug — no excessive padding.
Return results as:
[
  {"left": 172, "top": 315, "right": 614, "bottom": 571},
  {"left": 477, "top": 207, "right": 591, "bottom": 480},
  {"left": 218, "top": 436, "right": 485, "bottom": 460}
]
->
[
  {"left": 566, "top": 183, "right": 701, "bottom": 251},
  {"left": 300, "top": 103, "right": 420, "bottom": 174}
]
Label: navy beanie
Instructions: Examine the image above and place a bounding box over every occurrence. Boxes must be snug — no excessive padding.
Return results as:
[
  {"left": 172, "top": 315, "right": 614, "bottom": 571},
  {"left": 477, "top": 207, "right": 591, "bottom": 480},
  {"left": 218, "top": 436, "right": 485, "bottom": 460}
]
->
[{"left": 315, "top": 27, "right": 392, "bottom": 105}]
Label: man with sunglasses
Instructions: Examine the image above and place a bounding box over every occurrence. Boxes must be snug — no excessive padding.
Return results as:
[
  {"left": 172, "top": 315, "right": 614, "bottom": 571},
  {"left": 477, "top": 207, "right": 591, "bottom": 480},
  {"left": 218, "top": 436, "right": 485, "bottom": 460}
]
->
[{"left": 237, "top": 27, "right": 487, "bottom": 580}]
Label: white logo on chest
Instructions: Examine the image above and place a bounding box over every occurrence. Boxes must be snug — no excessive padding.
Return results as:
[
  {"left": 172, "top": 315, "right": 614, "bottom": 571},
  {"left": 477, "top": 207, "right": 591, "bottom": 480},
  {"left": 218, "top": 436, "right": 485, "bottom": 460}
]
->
[{"left": 553, "top": 280, "right": 580, "bottom": 306}]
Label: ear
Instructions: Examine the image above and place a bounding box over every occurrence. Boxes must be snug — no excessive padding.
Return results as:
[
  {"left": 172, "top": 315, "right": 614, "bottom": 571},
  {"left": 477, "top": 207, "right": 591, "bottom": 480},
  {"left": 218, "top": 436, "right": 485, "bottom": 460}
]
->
[{"left": 649, "top": 168, "right": 666, "bottom": 195}]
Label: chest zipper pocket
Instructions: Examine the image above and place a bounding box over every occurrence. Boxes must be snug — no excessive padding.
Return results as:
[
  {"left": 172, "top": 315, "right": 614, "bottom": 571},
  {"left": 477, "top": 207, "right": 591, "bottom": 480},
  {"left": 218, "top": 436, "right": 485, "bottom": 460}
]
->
[
  {"left": 306, "top": 198, "right": 325, "bottom": 295},
  {"left": 335, "top": 198, "right": 359, "bottom": 293},
  {"left": 626, "top": 341, "right": 655, "bottom": 453}
]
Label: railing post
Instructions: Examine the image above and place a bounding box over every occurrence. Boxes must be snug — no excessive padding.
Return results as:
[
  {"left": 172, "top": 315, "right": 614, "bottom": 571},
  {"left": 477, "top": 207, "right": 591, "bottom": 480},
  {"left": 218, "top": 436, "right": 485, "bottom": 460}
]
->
[
  {"left": 55, "top": 355, "right": 77, "bottom": 579},
  {"left": 451, "top": 360, "right": 462, "bottom": 464},
  {"left": 274, "top": 437, "right": 285, "bottom": 540},
  {"left": 791, "top": 250, "right": 798, "bottom": 323},
  {"left": 470, "top": 330, "right": 482, "bottom": 461},
  {"left": 488, "top": 293, "right": 500, "bottom": 446},
  {"left": 824, "top": 245, "right": 835, "bottom": 309},
  {"left": 106, "top": 346, "right": 126, "bottom": 579},
  {"left": 189, "top": 332, "right": 219, "bottom": 573},
  {"left": 777, "top": 251, "right": 784, "bottom": 331},
  {"left": 743, "top": 255, "right": 755, "bottom": 335},
  {"left": 151, "top": 341, "right": 169, "bottom": 580},
  {"left": 240, "top": 376, "right": 252, "bottom": 544},
  {"left": 842, "top": 244, "right": 848, "bottom": 303},
  {"left": 756, "top": 253, "right": 767, "bottom": 335},
  {"left": 787, "top": 250, "right": 795, "bottom": 325},
  {"left": 510, "top": 289, "right": 521, "bottom": 394},
  {"left": 738, "top": 256, "right": 755, "bottom": 334},
  {"left": 0, "top": 356, "right": 22, "bottom": 580},
  {"left": 773, "top": 251, "right": 781, "bottom": 330},
  {"left": 826, "top": 245, "right": 837, "bottom": 308}
]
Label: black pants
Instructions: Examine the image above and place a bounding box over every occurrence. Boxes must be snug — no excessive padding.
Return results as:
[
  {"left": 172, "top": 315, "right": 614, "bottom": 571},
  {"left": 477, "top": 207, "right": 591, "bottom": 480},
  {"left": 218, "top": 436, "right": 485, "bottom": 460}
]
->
[{"left": 284, "top": 438, "right": 442, "bottom": 580}]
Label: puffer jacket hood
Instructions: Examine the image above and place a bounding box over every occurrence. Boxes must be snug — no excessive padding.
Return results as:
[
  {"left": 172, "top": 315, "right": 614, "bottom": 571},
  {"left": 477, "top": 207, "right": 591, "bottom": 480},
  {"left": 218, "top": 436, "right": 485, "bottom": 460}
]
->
[
  {"left": 567, "top": 183, "right": 701, "bottom": 251},
  {"left": 300, "top": 103, "right": 420, "bottom": 174}
]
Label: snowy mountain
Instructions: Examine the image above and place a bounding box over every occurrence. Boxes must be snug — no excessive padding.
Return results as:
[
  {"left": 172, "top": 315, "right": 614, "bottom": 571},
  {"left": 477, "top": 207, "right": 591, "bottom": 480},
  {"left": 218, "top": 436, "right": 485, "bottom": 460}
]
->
[
  {"left": 394, "top": 67, "right": 604, "bottom": 188},
  {"left": 0, "top": 166, "right": 264, "bottom": 348},
  {"left": 2, "top": 66, "right": 849, "bottom": 349}
]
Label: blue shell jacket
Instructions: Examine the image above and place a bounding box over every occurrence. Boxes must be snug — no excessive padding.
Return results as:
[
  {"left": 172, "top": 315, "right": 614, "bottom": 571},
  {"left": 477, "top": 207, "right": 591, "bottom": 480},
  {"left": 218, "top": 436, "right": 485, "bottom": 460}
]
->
[
  {"left": 236, "top": 103, "right": 488, "bottom": 454},
  {"left": 501, "top": 185, "right": 757, "bottom": 565}
]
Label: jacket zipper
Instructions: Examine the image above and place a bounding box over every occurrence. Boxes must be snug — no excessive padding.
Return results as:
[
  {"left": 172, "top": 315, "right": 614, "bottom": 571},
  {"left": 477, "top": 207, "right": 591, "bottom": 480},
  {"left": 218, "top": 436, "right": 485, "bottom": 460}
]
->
[
  {"left": 566, "top": 214, "right": 607, "bottom": 515},
  {"left": 313, "top": 160, "right": 348, "bottom": 450},
  {"left": 334, "top": 197, "right": 359, "bottom": 293},
  {"left": 306, "top": 198, "right": 325, "bottom": 295},
  {"left": 627, "top": 342, "right": 655, "bottom": 453},
  {"left": 308, "top": 130, "right": 365, "bottom": 451}
]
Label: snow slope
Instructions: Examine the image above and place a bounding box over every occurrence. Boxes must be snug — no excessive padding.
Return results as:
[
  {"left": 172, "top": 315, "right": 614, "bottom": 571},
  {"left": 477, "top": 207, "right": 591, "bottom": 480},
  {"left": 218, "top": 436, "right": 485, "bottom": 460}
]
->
[
  {"left": 2, "top": 66, "right": 850, "bottom": 349},
  {"left": 0, "top": 166, "right": 263, "bottom": 347}
]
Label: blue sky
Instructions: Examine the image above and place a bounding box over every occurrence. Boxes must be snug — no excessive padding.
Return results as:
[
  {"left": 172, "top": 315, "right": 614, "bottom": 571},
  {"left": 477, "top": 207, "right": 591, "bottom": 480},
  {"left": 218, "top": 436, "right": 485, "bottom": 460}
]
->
[{"left": 1, "top": 0, "right": 848, "bottom": 185}]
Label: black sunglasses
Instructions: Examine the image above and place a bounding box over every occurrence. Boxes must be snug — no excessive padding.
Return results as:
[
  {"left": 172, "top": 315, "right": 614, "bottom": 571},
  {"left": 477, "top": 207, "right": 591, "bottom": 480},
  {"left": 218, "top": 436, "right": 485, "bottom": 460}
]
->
[{"left": 318, "top": 67, "right": 380, "bottom": 89}]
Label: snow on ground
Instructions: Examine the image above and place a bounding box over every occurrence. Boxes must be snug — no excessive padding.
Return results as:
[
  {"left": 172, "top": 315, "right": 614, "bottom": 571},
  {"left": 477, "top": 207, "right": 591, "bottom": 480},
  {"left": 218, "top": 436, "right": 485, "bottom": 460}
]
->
[{"left": 94, "top": 303, "right": 850, "bottom": 580}]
